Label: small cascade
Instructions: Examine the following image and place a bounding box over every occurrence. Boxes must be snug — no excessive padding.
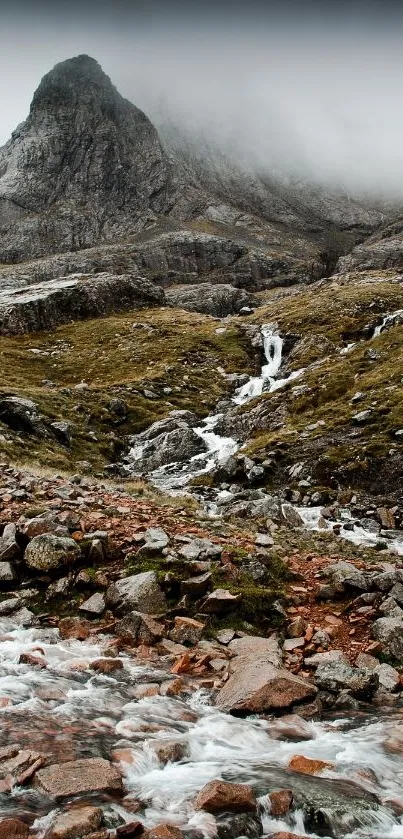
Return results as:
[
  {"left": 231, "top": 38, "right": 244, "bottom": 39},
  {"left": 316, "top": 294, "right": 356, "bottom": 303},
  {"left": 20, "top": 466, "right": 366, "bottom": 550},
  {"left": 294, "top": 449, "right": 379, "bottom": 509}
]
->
[
  {"left": 234, "top": 324, "right": 303, "bottom": 405},
  {"left": 373, "top": 309, "right": 403, "bottom": 338},
  {"left": 297, "top": 505, "right": 403, "bottom": 555}
]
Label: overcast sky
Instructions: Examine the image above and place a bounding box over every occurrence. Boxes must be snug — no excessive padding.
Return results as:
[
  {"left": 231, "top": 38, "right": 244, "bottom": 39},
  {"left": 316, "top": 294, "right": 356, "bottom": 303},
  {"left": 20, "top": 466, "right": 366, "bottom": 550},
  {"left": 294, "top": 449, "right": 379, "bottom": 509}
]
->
[{"left": 1, "top": 0, "right": 403, "bottom": 196}]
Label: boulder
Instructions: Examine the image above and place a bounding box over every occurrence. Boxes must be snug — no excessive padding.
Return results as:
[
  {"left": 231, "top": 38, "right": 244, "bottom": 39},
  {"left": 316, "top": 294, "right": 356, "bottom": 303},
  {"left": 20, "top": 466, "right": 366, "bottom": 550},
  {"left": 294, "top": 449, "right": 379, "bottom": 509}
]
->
[
  {"left": 146, "top": 740, "right": 188, "bottom": 764},
  {"left": 216, "top": 660, "right": 317, "bottom": 714},
  {"left": 0, "top": 523, "right": 21, "bottom": 561},
  {"left": 24, "top": 534, "right": 81, "bottom": 572},
  {"left": 106, "top": 572, "right": 166, "bottom": 615},
  {"left": 115, "top": 611, "right": 165, "bottom": 645},
  {"left": 215, "top": 813, "right": 262, "bottom": 839},
  {"left": 194, "top": 780, "right": 257, "bottom": 813},
  {"left": 170, "top": 617, "right": 205, "bottom": 646},
  {"left": 314, "top": 661, "right": 379, "bottom": 699},
  {"left": 269, "top": 789, "right": 294, "bottom": 817},
  {"left": 34, "top": 758, "right": 122, "bottom": 798},
  {"left": 321, "top": 561, "right": 368, "bottom": 593},
  {"left": 180, "top": 572, "right": 212, "bottom": 598},
  {"left": 0, "top": 396, "right": 46, "bottom": 435},
  {"left": 178, "top": 538, "right": 222, "bottom": 561},
  {"left": 128, "top": 427, "right": 208, "bottom": 472},
  {"left": 91, "top": 658, "right": 123, "bottom": 675},
  {"left": 372, "top": 617, "right": 403, "bottom": 662},
  {"left": 79, "top": 593, "right": 105, "bottom": 616},
  {"left": 44, "top": 806, "right": 103, "bottom": 838},
  {"left": 203, "top": 589, "right": 241, "bottom": 614}
]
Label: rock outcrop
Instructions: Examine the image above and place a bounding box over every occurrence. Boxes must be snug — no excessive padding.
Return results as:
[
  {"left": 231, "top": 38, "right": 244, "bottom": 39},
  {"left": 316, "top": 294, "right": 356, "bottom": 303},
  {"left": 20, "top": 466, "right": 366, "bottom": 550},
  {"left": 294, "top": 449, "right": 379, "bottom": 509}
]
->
[
  {"left": 0, "top": 272, "right": 164, "bottom": 335},
  {"left": 165, "top": 283, "right": 256, "bottom": 316}
]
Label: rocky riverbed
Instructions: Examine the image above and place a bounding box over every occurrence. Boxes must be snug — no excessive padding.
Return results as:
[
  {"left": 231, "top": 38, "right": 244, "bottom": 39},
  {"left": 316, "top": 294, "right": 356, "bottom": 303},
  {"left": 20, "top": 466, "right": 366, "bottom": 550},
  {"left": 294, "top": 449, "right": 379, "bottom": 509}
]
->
[{"left": 0, "top": 465, "right": 403, "bottom": 837}]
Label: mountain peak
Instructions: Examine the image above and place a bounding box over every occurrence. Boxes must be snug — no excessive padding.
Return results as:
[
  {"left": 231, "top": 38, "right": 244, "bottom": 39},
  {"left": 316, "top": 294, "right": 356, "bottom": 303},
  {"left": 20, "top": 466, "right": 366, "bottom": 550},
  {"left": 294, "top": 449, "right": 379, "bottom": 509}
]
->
[
  {"left": 30, "top": 54, "right": 118, "bottom": 112},
  {"left": 0, "top": 56, "right": 172, "bottom": 262}
]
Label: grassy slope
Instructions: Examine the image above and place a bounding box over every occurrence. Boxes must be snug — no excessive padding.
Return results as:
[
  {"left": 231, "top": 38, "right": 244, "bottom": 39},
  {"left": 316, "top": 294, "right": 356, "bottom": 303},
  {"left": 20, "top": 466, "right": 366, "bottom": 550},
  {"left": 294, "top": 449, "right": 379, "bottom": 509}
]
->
[
  {"left": 242, "top": 271, "right": 403, "bottom": 495},
  {"left": 0, "top": 307, "right": 255, "bottom": 472}
]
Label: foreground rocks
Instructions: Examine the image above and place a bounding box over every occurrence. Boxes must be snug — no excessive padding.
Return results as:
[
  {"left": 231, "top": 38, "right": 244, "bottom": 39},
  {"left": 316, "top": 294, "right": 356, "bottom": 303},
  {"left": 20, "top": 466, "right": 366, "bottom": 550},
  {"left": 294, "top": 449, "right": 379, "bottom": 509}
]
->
[
  {"left": 194, "top": 780, "right": 257, "bottom": 813},
  {"left": 34, "top": 758, "right": 123, "bottom": 799}
]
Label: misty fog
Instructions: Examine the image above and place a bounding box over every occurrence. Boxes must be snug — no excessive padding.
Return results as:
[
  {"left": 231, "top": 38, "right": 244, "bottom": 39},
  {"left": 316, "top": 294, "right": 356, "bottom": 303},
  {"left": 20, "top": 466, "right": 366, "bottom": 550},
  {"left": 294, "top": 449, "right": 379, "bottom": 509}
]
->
[{"left": 1, "top": 6, "right": 403, "bottom": 198}]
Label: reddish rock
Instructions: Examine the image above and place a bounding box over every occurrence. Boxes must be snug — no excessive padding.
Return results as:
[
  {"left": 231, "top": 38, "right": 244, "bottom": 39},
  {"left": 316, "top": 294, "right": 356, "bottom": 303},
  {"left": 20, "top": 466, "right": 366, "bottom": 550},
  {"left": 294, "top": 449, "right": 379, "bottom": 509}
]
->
[
  {"left": 288, "top": 755, "right": 334, "bottom": 775},
  {"left": 143, "top": 826, "right": 182, "bottom": 839},
  {"left": 34, "top": 758, "right": 122, "bottom": 799},
  {"left": 170, "top": 617, "right": 205, "bottom": 646},
  {"left": 133, "top": 683, "right": 160, "bottom": 699},
  {"left": 215, "top": 661, "right": 317, "bottom": 714},
  {"left": 19, "top": 652, "right": 47, "bottom": 668},
  {"left": 116, "top": 823, "right": 144, "bottom": 838},
  {"left": 91, "top": 658, "right": 123, "bottom": 675},
  {"left": 44, "top": 806, "right": 103, "bottom": 838},
  {"left": 59, "top": 618, "right": 92, "bottom": 640},
  {"left": 0, "top": 748, "right": 44, "bottom": 790},
  {"left": 194, "top": 780, "right": 256, "bottom": 813},
  {"left": 271, "top": 834, "right": 308, "bottom": 839},
  {"left": 269, "top": 789, "right": 293, "bottom": 817},
  {"left": 171, "top": 654, "right": 191, "bottom": 674},
  {"left": 159, "top": 679, "right": 185, "bottom": 697},
  {"left": 0, "top": 819, "right": 29, "bottom": 838}
]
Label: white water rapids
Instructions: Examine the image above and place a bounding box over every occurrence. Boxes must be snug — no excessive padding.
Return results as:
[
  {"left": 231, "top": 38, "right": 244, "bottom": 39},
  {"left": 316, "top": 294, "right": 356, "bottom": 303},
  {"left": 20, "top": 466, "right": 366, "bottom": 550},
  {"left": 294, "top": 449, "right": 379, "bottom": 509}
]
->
[
  {"left": 1, "top": 616, "right": 403, "bottom": 838},
  {"left": 128, "top": 324, "right": 303, "bottom": 491}
]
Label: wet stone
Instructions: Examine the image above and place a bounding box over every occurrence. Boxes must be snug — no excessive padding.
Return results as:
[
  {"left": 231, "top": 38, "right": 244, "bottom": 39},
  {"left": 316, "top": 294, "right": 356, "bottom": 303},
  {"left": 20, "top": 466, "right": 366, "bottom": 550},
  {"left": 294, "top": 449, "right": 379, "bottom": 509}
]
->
[
  {"left": 44, "top": 806, "right": 103, "bottom": 838},
  {"left": 194, "top": 780, "right": 257, "bottom": 813},
  {"left": 34, "top": 757, "right": 123, "bottom": 799},
  {"left": 269, "top": 789, "right": 294, "bottom": 817}
]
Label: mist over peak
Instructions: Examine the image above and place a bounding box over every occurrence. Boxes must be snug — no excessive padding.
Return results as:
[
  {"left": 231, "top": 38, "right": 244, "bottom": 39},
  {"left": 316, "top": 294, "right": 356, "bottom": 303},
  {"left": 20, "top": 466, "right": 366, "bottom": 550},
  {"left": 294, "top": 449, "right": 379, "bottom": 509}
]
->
[{"left": 1, "top": 1, "right": 403, "bottom": 199}]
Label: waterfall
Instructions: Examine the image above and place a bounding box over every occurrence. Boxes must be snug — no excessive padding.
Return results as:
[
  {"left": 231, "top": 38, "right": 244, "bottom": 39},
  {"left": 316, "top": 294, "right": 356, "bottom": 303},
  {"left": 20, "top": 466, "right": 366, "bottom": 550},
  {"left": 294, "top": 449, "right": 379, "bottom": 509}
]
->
[{"left": 233, "top": 323, "right": 292, "bottom": 405}]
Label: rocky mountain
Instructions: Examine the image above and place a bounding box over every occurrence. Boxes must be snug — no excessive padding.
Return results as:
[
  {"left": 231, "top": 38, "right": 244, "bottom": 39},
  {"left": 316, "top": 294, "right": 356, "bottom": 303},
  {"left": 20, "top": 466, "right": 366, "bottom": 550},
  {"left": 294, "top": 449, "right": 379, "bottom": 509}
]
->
[{"left": 0, "top": 54, "right": 388, "bottom": 285}]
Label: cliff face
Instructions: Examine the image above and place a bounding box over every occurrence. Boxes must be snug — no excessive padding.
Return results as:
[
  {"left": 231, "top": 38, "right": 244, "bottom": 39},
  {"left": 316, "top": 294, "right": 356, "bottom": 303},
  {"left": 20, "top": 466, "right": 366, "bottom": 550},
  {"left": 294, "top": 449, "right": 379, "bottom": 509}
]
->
[{"left": 0, "top": 55, "right": 173, "bottom": 261}]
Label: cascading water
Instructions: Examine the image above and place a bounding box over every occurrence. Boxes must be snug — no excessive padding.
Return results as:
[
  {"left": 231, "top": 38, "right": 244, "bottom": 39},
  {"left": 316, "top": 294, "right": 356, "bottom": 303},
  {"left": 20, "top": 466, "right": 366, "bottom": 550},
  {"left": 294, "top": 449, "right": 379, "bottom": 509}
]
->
[
  {"left": 130, "top": 323, "right": 304, "bottom": 491},
  {"left": 1, "top": 617, "right": 403, "bottom": 837},
  {"left": 373, "top": 309, "right": 403, "bottom": 338}
]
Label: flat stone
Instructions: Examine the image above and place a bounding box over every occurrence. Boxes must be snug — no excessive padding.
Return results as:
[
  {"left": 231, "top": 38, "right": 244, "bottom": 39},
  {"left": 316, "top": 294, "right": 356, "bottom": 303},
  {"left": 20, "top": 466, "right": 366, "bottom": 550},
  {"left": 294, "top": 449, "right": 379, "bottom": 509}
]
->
[
  {"left": 283, "top": 637, "right": 305, "bottom": 651},
  {"left": 34, "top": 758, "right": 122, "bottom": 799},
  {"left": 45, "top": 806, "right": 103, "bottom": 838},
  {"left": 216, "top": 660, "right": 317, "bottom": 714},
  {"left": 304, "top": 650, "right": 346, "bottom": 669},
  {"left": 216, "top": 629, "right": 236, "bottom": 646}
]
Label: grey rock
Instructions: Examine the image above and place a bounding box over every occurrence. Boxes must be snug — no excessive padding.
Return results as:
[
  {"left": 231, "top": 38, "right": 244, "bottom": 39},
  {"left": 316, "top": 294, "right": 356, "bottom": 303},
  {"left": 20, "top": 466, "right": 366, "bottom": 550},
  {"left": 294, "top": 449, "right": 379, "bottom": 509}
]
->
[
  {"left": 0, "top": 55, "right": 170, "bottom": 264},
  {"left": 165, "top": 282, "right": 256, "bottom": 317},
  {"left": 373, "top": 569, "right": 403, "bottom": 591},
  {"left": 352, "top": 410, "right": 372, "bottom": 423},
  {"left": 322, "top": 560, "right": 368, "bottom": 593},
  {"left": 281, "top": 503, "right": 304, "bottom": 528},
  {"left": 180, "top": 572, "right": 212, "bottom": 598},
  {"left": 0, "top": 396, "right": 46, "bottom": 436},
  {"left": 0, "top": 562, "right": 17, "bottom": 583},
  {"left": 379, "top": 597, "right": 403, "bottom": 618},
  {"left": 24, "top": 534, "right": 81, "bottom": 572},
  {"left": 0, "top": 597, "right": 21, "bottom": 615},
  {"left": 79, "top": 593, "right": 106, "bottom": 616},
  {"left": 314, "top": 661, "right": 379, "bottom": 699},
  {"left": 375, "top": 662, "right": 400, "bottom": 691},
  {"left": 115, "top": 610, "right": 164, "bottom": 644},
  {"left": 50, "top": 421, "right": 72, "bottom": 447},
  {"left": 179, "top": 538, "right": 222, "bottom": 561},
  {"left": 137, "top": 527, "right": 169, "bottom": 557},
  {"left": 389, "top": 582, "right": 403, "bottom": 606},
  {"left": 128, "top": 426, "right": 208, "bottom": 472},
  {"left": 203, "top": 589, "right": 241, "bottom": 614},
  {"left": 0, "top": 272, "right": 164, "bottom": 336},
  {"left": 372, "top": 617, "right": 403, "bottom": 662},
  {"left": 106, "top": 571, "right": 166, "bottom": 615},
  {"left": 305, "top": 650, "right": 347, "bottom": 669}
]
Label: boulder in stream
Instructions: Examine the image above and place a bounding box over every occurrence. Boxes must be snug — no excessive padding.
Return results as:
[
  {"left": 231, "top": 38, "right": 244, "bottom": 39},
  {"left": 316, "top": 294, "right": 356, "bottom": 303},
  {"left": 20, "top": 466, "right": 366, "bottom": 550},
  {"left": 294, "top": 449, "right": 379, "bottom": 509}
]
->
[
  {"left": 44, "top": 805, "right": 103, "bottom": 838},
  {"left": 194, "top": 779, "right": 257, "bottom": 813},
  {"left": 34, "top": 757, "right": 122, "bottom": 798}
]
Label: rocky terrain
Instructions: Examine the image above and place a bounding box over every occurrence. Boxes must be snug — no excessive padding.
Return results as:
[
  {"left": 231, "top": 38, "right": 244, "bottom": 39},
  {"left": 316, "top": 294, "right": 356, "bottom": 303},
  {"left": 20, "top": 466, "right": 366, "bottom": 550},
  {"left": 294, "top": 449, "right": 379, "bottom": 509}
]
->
[{"left": 0, "top": 52, "right": 403, "bottom": 839}]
